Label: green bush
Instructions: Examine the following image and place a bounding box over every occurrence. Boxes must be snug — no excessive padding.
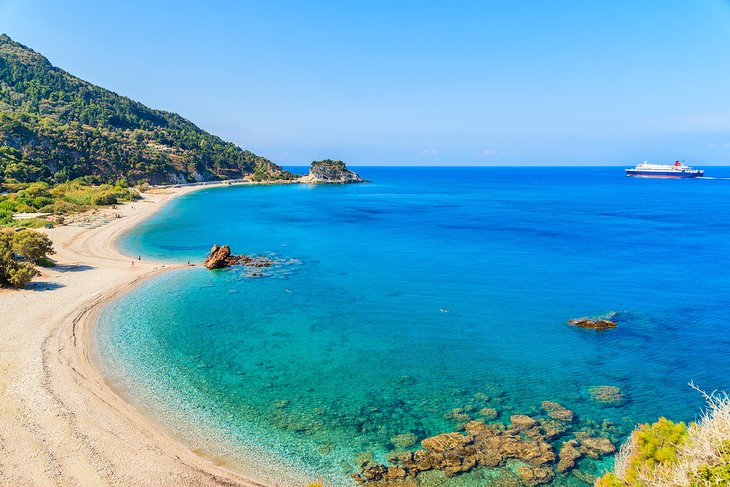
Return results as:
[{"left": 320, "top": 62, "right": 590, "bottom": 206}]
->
[
  {"left": 691, "top": 441, "right": 730, "bottom": 485},
  {"left": 0, "top": 228, "right": 54, "bottom": 287},
  {"left": 597, "top": 417, "right": 689, "bottom": 486}
]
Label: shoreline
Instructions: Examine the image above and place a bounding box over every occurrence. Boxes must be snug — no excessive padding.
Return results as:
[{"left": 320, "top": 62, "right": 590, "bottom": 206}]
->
[{"left": 0, "top": 183, "right": 274, "bottom": 486}]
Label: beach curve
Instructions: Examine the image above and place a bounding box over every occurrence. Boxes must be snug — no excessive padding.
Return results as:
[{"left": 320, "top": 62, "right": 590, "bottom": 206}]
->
[{"left": 0, "top": 184, "right": 268, "bottom": 486}]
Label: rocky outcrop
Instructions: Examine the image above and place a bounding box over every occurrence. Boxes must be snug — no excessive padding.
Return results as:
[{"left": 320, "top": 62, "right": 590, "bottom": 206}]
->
[
  {"left": 297, "top": 159, "right": 367, "bottom": 184},
  {"left": 568, "top": 312, "right": 618, "bottom": 330},
  {"left": 203, "top": 244, "right": 273, "bottom": 270},
  {"left": 204, "top": 244, "right": 232, "bottom": 269}
]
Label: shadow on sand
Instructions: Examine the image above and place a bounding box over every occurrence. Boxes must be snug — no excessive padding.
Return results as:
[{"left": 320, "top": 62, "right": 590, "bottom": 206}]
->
[
  {"left": 52, "top": 264, "right": 95, "bottom": 273},
  {"left": 26, "top": 281, "right": 65, "bottom": 291}
]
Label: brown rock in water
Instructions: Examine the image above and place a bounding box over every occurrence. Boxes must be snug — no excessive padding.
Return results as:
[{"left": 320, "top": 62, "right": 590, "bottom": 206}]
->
[
  {"left": 390, "top": 433, "right": 418, "bottom": 449},
  {"left": 353, "top": 419, "right": 556, "bottom": 484},
  {"left": 479, "top": 407, "right": 499, "bottom": 420},
  {"left": 588, "top": 385, "right": 625, "bottom": 405},
  {"left": 541, "top": 401, "right": 575, "bottom": 422},
  {"left": 580, "top": 437, "right": 616, "bottom": 459},
  {"left": 539, "top": 419, "right": 570, "bottom": 441},
  {"left": 510, "top": 414, "right": 537, "bottom": 430},
  {"left": 557, "top": 440, "right": 582, "bottom": 473},
  {"left": 421, "top": 432, "right": 471, "bottom": 452},
  {"left": 518, "top": 466, "right": 556, "bottom": 486},
  {"left": 568, "top": 317, "right": 617, "bottom": 330},
  {"left": 204, "top": 244, "right": 231, "bottom": 269},
  {"left": 204, "top": 244, "right": 274, "bottom": 270}
]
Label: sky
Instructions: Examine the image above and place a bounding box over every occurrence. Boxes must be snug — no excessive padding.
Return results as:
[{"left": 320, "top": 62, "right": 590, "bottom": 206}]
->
[{"left": 2, "top": 0, "right": 730, "bottom": 166}]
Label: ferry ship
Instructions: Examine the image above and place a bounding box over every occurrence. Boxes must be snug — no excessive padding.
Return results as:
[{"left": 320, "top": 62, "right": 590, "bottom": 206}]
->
[{"left": 625, "top": 161, "right": 704, "bottom": 178}]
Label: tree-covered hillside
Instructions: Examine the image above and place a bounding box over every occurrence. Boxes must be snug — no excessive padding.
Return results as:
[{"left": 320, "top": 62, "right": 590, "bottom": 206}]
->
[{"left": 0, "top": 34, "right": 294, "bottom": 185}]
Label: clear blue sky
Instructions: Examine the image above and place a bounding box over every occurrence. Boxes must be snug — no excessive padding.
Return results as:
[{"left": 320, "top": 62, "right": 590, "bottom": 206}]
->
[{"left": 2, "top": 0, "right": 730, "bottom": 165}]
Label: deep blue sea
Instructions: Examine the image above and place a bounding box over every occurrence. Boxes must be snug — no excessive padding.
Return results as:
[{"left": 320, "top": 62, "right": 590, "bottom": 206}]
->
[{"left": 96, "top": 167, "right": 730, "bottom": 485}]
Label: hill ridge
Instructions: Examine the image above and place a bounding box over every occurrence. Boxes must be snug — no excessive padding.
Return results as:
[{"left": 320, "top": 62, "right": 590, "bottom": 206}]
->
[{"left": 0, "top": 34, "right": 294, "bottom": 185}]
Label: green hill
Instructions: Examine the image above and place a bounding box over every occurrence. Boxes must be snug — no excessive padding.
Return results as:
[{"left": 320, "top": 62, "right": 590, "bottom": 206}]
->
[{"left": 0, "top": 34, "right": 294, "bottom": 186}]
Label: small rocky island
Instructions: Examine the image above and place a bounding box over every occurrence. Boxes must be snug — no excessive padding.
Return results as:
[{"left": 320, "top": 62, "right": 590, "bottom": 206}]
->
[
  {"left": 297, "top": 159, "right": 367, "bottom": 184},
  {"left": 203, "top": 244, "right": 273, "bottom": 270}
]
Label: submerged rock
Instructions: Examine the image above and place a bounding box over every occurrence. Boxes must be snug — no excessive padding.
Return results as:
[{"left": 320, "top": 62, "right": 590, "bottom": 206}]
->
[
  {"left": 479, "top": 407, "right": 499, "bottom": 420},
  {"left": 568, "top": 312, "right": 618, "bottom": 330},
  {"left": 541, "top": 401, "right": 574, "bottom": 422},
  {"left": 390, "top": 433, "right": 418, "bottom": 449},
  {"left": 579, "top": 437, "right": 616, "bottom": 459},
  {"left": 509, "top": 414, "right": 537, "bottom": 430},
  {"left": 298, "top": 159, "right": 367, "bottom": 184},
  {"left": 557, "top": 440, "right": 582, "bottom": 473},
  {"left": 353, "top": 419, "right": 556, "bottom": 484},
  {"left": 518, "top": 466, "right": 555, "bottom": 486},
  {"left": 588, "top": 385, "right": 625, "bottom": 405}
]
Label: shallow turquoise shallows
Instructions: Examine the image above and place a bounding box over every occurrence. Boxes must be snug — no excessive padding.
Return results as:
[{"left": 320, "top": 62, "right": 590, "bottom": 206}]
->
[{"left": 97, "top": 167, "right": 730, "bottom": 485}]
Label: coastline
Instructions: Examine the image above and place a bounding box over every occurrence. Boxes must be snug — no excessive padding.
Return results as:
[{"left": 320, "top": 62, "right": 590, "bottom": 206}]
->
[{"left": 0, "top": 184, "right": 271, "bottom": 486}]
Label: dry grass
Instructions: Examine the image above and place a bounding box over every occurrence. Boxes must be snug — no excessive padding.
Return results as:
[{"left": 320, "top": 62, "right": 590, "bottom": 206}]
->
[
  {"left": 662, "top": 382, "right": 730, "bottom": 486},
  {"left": 607, "top": 382, "right": 730, "bottom": 486}
]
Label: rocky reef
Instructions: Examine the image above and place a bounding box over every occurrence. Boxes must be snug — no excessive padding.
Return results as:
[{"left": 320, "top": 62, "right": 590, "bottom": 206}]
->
[
  {"left": 297, "top": 159, "right": 367, "bottom": 184},
  {"left": 353, "top": 401, "right": 617, "bottom": 486},
  {"left": 203, "top": 244, "right": 273, "bottom": 270},
  {"left": 568, "top": 312, "right": 618, "bottom": 330},
  {"left": 588, "top": 385, "right": 626, "bottom": 406}
]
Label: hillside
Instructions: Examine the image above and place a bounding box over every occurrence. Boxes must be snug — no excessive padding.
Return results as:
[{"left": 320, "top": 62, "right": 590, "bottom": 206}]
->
[{"left": 0, "top": 34, "right": 294, "bottom": 186}]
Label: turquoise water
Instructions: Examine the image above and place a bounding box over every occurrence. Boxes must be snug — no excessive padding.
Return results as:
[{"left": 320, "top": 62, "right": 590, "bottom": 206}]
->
[{"left": 97, "top": 167, "right": 730, "bottom": 484}]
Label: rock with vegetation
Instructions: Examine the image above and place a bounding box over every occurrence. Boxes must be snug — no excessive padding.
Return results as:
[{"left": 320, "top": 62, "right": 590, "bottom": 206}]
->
[
  {"left": 0, "top": 228, "right": 54, "bottom": 287},
  {"left": 0, "top": 34, "right": 294, "bottom": 187},
  {"left": 298, "top": 160, "right": 366, "bottom": 184}
]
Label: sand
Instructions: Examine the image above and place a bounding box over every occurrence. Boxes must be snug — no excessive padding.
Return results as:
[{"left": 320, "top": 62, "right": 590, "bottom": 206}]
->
[{"left": 0, "top": 185, "right": 268, "bottom": 486}]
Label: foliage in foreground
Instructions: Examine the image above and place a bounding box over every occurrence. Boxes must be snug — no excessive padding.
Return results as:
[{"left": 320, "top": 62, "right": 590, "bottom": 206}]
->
[
  {"left": 0, "top": 180, "right": 139, "bottom": 227},
  {"left": 0, "top": 228, "right": 54, "bottom": 287},
  {"left": 597, "top": 384, "right": 730, "bottom": 486}
]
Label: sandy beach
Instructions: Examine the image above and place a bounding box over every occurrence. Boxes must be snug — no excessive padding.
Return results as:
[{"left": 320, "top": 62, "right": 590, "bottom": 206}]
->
[{"left": 0, "top": 185, "right": 265, "bottom": 486}]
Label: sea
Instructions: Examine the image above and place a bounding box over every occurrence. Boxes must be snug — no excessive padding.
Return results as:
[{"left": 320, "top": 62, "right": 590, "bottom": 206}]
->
[{"left": 95, "top": 167, "right": 730, "bottom": 485}]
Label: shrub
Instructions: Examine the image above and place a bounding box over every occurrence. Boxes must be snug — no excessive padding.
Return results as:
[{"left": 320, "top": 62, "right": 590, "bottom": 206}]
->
[
  {"left": 0, "top": 228, "right": 54, "bottom": 287},
  {"left": 599, "top": 384, "right": 730, "bottom": 486}
]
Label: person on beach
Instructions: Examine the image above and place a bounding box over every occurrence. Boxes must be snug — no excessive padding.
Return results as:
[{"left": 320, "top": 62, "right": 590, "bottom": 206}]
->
[
  {"left": 131, "top": 260, "right": 134, "bottom": 267},
  {"left": 138, "top": 255, "right": 141, "bottom": 261}
]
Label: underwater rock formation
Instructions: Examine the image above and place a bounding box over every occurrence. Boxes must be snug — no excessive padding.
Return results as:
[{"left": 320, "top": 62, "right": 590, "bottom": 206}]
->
[
  {"left": 353, "top": 420, "right": 557, "bottom": 484},
  {"left": 541, "top": 401, "right": 574, "bottom": 422},
  {"left": 352, "top": 394, "right": 621, "bottom": 486},
  {"left": 588, "top": 385, "right": 626, "bottom": 405}
]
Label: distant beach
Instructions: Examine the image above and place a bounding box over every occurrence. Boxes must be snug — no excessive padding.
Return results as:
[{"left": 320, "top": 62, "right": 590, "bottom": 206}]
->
[{"left": 0, "top": 183, "right": 267, "bottom": 486}]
